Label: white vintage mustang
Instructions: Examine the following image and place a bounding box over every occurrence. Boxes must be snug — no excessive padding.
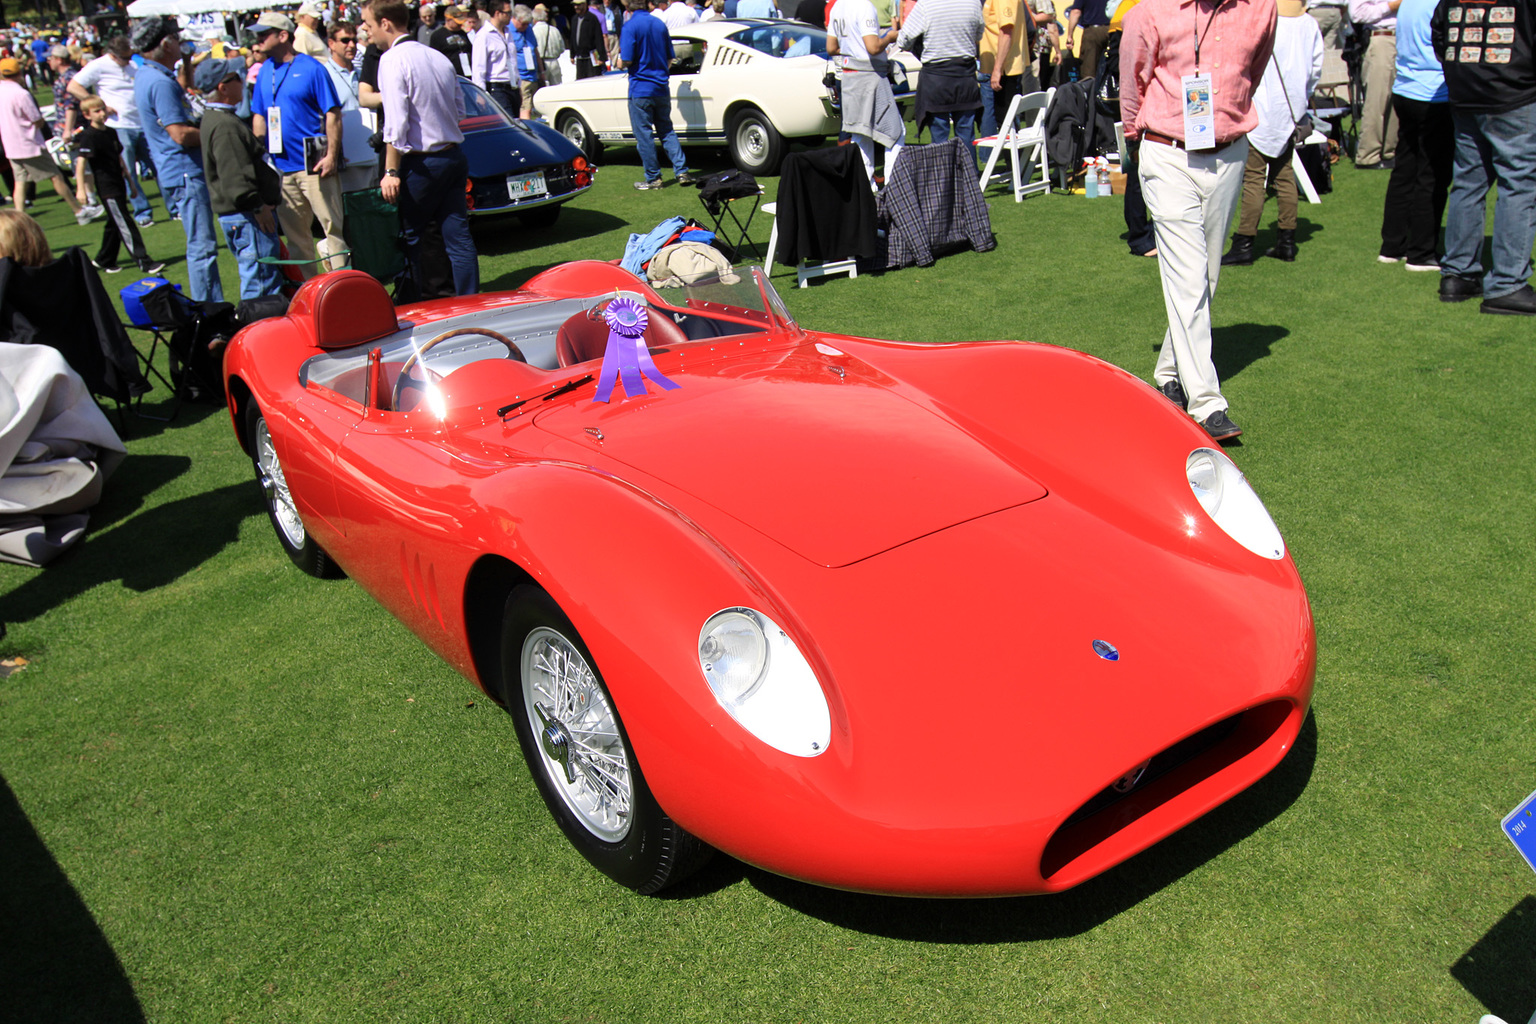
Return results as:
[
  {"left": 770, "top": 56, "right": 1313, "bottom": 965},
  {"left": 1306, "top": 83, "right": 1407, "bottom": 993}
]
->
[{"left": 532, "top": 18, "right": 919, "bottom": 176}]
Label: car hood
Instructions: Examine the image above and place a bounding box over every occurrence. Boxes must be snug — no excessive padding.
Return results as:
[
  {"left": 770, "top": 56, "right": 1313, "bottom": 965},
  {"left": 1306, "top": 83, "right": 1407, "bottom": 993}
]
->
[{"left": 532, "top": 345, "right": 1047, "bottom": 567}]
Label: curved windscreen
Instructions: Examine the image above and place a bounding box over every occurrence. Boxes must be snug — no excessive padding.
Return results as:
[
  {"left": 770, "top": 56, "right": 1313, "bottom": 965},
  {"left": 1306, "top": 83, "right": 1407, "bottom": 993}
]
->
[
  {"left": 459, "top": 78, "right": 516, "bottom": 130},
  {"left": 726, "top": 24, "right": 828, "bottom": 59}
]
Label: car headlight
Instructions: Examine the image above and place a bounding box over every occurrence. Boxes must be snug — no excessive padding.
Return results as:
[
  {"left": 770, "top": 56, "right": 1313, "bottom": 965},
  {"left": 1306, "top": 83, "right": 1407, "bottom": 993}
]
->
[
  {"left": 699, "top": 607, "right": 830, "bottom": 757},
  {"left": 1186, "top": 447, "right": 1285, "bottom": 560}
]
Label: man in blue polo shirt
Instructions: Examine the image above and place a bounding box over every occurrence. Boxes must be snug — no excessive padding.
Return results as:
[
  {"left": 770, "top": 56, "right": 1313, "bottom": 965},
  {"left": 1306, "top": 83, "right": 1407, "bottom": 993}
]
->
[
  {"left": 130, "top": 16, "right": 224, "bottom": 303},
  {"left": 618, "top": 0, "right": 693, "bottom": 189},
  {"left": 251, "top": 10, "right": 346, "bottom": 278},
  {"left": 509, "top": 5, "right": 545, "bottom": 118}
]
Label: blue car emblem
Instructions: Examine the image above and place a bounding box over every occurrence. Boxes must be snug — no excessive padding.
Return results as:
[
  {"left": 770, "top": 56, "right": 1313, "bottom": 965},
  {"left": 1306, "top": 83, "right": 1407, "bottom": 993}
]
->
[{"left": 1092, "top": 639, "right": 1120, "bottom": 661}]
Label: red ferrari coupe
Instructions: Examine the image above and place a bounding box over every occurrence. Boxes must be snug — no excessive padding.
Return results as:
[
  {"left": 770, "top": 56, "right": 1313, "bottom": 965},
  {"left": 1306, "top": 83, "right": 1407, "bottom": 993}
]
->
[{"left": 223, "top": 262, "right": 1316, "bottom": 897}]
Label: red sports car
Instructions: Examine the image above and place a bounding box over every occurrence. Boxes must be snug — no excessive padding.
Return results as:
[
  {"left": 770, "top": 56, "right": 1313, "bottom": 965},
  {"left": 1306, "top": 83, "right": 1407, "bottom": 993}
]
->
[{"left": 223, "top": 262, "right": 1315, "bottom": 897}]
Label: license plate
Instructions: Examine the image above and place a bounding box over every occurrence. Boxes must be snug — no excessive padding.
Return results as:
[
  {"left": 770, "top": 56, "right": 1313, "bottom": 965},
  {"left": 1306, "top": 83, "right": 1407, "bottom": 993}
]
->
[{"left": 507, "top": 171, "right": 548, "bottom": 200}]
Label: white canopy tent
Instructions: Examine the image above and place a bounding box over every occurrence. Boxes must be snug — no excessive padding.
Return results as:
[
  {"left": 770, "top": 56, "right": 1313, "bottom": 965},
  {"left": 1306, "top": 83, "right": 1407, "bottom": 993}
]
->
[{"left": 124, "top": 0, "right": 271, "bottom": 17}]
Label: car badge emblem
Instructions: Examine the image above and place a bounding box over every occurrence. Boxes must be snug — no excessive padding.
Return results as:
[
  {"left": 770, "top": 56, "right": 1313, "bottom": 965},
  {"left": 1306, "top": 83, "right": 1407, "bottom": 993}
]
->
[
  {"left": 1092, "top": 639, "right": 1119, "bottom": 661},
  {"left": 1112, "top": 758, "right": 1152, "bottom": 793}
]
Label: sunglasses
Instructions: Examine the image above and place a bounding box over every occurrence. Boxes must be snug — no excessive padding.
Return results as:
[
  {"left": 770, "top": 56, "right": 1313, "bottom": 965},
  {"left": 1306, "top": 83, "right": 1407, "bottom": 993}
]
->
[{"left": 335, "top": 36, "right": 357, "bottom": 42}]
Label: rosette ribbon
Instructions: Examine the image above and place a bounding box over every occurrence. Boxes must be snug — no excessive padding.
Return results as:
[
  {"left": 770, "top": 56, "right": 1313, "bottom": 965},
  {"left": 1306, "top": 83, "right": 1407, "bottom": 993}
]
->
[{"left": 592, "top": 297, "right": 682, "bottom": 403}]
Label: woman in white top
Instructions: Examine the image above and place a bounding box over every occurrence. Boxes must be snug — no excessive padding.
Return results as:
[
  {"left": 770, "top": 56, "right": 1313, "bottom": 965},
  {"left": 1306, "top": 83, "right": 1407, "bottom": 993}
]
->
[{"left": 1219, "top": 0, "right": 1324, "bottom": 265}]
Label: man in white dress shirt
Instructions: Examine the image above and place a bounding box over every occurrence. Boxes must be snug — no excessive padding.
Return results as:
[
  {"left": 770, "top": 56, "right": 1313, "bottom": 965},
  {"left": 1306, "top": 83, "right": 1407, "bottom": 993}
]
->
[{"left": 472, "top": 0, "right": 519, "bottom": 112}]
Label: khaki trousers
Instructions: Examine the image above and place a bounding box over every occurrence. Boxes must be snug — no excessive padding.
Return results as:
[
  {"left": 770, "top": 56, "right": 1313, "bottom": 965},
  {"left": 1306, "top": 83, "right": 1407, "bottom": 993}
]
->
[
  {"left": 1357, "top": 32, "right": 1399, "bottom": 164},
  {"left": 1077, "top": 25, "right": 1111, "bottom": 87},
  {"left": 1237, "top": 144, "right": 1299, "bottom": 234},
  {"left": 1141, "top": 137, "right": 1249, "bottom": 423},
  {"left": 277, "top": 169, "right": 346, "bottom": 278}
]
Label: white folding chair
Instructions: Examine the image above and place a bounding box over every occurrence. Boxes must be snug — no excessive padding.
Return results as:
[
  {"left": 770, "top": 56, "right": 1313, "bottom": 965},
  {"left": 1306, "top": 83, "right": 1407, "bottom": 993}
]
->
[
  {"left": 763, "top": 201, "right": 860, "bottom": 287},
  {"left": 974, "top": 87, "right": 1055, "bottom": 202}
]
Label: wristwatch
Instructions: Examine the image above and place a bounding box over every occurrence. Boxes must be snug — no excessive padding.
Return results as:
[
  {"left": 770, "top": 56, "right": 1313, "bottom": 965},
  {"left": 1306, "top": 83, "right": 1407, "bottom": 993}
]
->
[{"left": 383, "top": 169, "right": 401, "bottom": 178}]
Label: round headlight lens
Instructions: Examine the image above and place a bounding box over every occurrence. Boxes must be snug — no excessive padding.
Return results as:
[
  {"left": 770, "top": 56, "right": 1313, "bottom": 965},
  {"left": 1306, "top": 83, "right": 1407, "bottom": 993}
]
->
[
  {"left": 1185, "top": 447, "right": 1285, "bottom": 560},
  {"left": 1186, "top": 448, "right": 1222, "bottom": 513},
  {"left": 699, "top": 610, "right": 768, "bottom": 705},
  {"left": 698, "top": 607, "right": 830, "bottom": 757}
]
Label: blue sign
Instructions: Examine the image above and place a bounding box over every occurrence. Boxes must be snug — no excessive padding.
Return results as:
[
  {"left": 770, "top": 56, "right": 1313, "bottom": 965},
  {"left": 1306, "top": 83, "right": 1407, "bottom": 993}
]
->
[{"left": 1501, "top": 787, "right": 1536, "bottom": 875}]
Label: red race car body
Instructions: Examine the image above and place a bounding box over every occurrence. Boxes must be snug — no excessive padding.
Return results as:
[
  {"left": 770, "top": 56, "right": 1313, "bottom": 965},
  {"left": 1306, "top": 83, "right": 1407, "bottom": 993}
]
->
[{"left": 224, "top": 261, "right": 1315, "bottom": 897}]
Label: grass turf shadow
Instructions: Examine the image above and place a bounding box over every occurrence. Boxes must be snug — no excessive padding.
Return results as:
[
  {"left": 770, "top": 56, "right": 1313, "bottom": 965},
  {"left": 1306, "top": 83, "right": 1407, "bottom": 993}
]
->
[
  {"left": 1149, "top": 322, "right": 1289, "bottom": 387},
  {"left": 1212, "top": 321, "right": 1289, "bottom": 383},
  {"left": 471, "top": 206, "right": 629, "bottom": 258},
  {"left": 739, "top": 709, "right": 1318, "bottom": 941},
  {"left": 0, "top": 773, "right": 146, "bottom": 1023},
  {"left": 1451, "top": 895, "right": 1536, "bottom": 1024},
  {"left": 0, "top": 480, "right": 258, "bottom": 627}
]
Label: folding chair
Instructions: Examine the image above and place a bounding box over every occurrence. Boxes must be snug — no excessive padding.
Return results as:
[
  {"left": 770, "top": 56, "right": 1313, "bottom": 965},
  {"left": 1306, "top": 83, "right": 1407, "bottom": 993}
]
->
[
  {"left": 763, "top": 146, "right": 879, "bottom": 288},
  {"left": 0, "top": 249, "right": 150, "bottom": 433},
  {"left": 1311, "top": 50, "right": 1357, "bottom": 158},
  {"left": 764, "top": 201, "right": 860, "bottom": 286},
  {"left": 137, "top": 284, "right": 238, "bottom": 406},
  {"left": 701, "top": 187, "right": 766, "bottom": 261},
  {"left": 975, "top": 88, "right": 1055, "bottom": 202}
]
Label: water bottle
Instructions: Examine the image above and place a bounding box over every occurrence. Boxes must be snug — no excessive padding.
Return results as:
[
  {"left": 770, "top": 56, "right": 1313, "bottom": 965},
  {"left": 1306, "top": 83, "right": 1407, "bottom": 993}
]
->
[{"left": 1084, "top": 159, "right": 1098, "bottom": 198}]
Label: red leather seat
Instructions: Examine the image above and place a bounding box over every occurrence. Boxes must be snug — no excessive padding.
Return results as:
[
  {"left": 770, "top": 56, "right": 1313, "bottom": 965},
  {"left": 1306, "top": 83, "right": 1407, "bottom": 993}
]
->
[
  {"left": 556, "top": 303, "right": 689, "bottom": 368},
  {"left": 288, "top": 270, "right": 399, "bottom": 350}
]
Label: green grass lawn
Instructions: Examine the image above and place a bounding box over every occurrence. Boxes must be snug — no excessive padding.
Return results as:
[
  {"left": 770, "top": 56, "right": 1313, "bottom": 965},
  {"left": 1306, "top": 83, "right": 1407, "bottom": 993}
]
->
[{"left": 2, "top": 142, "right": 1534, "bottom": 1024}]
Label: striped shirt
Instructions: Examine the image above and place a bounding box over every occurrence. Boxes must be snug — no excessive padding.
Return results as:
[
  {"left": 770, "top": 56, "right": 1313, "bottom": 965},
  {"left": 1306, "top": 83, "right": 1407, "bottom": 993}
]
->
[{"left": 897, "top": 0, "right": 985, "bottom": 61}]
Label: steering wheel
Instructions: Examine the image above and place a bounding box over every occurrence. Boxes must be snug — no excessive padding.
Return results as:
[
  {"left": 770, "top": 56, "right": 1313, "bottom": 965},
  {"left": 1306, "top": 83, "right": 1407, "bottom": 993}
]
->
[{"left": 393, "top": 327, "right": 527, "bottom": 412}]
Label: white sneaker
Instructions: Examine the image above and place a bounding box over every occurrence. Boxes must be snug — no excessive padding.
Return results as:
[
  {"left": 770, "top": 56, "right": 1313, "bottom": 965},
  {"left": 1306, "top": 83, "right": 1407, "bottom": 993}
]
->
[{"left": 75, "top": 207, "right": 97, "bottom": 225}]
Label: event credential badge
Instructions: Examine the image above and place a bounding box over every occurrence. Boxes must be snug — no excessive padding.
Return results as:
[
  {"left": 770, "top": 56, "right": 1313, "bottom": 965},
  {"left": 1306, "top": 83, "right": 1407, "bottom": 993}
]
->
[
  {"left": 1181, "top": 73, "right": 1215, "bottom": 150},
  {"left": 1502, "top": 787, "right": 1536, "bottom": 875},
  {"left": 266, "top": 105, "right": 284, "bottom": 156}
]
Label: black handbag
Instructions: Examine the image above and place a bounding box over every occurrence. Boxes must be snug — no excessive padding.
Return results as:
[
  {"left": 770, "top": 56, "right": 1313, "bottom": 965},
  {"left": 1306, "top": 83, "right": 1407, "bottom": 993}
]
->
[{"left": 1297, "top": 140, "right": 1333, "bottom": 195}]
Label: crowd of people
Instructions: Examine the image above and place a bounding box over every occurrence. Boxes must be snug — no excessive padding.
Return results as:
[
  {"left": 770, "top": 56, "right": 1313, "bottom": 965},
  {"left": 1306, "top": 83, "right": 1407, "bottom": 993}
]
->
[{"left": 0, "top": 0, "right": 1523, "bottom": 444}]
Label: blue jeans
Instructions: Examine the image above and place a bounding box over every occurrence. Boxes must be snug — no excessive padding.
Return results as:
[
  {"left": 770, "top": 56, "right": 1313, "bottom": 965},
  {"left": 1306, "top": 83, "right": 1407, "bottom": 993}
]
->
[
  {"left": 399, "top": 145, "right": 479, "bottom": 296},
  {"left": 627, "top": 92, "right": 687, "bottom": 182},
  {"left": 160, "top": 177, "right": 183, "bottom": 220},
  {"left": 1441, "top": 101, "right": 1536, "bottom": 299},
  {"left": 977, "top": 73, "right": 996, "bottom": 137},
  {"left": 928, "top": 109, "right": 979, "bottom": 168},
  {"left": 115, "top": 126, "right": 155, "bottom": 221},
  {"left": 175, "top": 172, "right": 223, "bottom": 304},
  {"left": 218, "top": 211, "right": 283, "bottom": 300}
]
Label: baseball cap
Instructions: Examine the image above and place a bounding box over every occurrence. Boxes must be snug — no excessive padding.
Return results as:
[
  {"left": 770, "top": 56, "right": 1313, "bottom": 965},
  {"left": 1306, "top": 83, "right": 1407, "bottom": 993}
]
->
[
  {"left": 129, "top": 16, "right": 178, "bottom": 53},
  {"left": 0, "top": 58, "right": 19, "bottom": 78},
  {"left": 193, "top": 56, "right": 244, "bottom": 95},
  {"left": 250, "top": 11, "right": 296, "bottom": 35},
  {"left": 297, "top": 1, "right": 326, "bottom": 17},
  {"left": 48, "top": 44, "right": 69, "bottom": 59},
  {"left": 444, "top": 4, "right": 469, "bottom": 16}
]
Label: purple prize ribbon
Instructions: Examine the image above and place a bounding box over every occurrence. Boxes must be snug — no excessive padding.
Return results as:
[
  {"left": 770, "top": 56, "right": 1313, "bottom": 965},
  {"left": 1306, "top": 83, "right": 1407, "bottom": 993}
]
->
[{"left": 592, "top": 297, "right": 682, "bottom": 403}]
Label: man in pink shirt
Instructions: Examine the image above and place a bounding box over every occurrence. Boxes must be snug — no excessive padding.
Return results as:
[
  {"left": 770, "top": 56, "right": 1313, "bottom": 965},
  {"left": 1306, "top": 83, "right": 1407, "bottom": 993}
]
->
[
  {"left": 1120, "top": 0, "right": 1275, "bottom": 442},
  {"left": 0, "top": 57, "right": 94, "bottom": 223}
]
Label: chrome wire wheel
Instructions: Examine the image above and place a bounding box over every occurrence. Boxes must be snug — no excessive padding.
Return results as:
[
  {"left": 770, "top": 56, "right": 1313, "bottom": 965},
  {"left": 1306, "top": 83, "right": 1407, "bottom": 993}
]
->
[
  {"left": 254, "top": 416, "right": 305, "bottom": 550},
  {"left": 521, "top": 626, "right": 634, "bottom": 842}
]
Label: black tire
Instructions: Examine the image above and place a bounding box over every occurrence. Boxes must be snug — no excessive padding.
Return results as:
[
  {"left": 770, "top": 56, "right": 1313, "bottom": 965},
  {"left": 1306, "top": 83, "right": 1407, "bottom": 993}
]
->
[
  {"left": 727, "top": 106, "right": 785, "bottom": 176},
  {"left": 516, "top": 205, "right": 561, "bottom": 229},
  {"left": 501, "top": 585, "right": 712, "bottom": 894},
  {"left": 245, "top": 402, "right": 343, "bottom": 579},
  {"left": 556, "top": 110, "right": 603, "bottom": 162}
]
